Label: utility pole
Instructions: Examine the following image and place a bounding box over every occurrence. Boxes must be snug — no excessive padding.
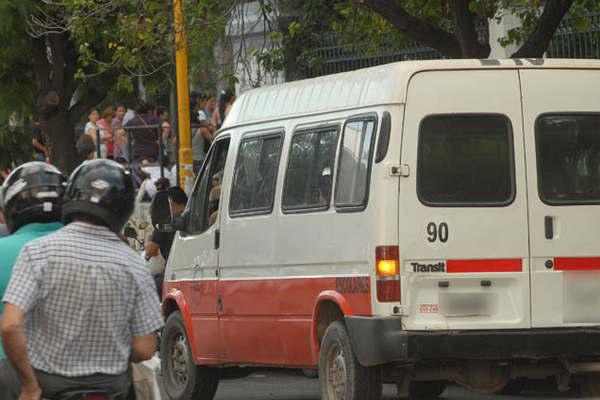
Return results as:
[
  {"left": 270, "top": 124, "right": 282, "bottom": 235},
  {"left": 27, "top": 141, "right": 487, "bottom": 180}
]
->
[{"left": 173, "top": 0, "right": 193, "bottom": 192}]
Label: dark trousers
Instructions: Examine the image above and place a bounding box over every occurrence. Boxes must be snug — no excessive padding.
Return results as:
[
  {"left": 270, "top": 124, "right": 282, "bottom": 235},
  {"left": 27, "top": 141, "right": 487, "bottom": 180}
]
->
[
  {"left": 0, "top": 358, "right": 20, "bottom": 400},
  {"left": 35, "top": 368, "right": 133, "bottom": 399},
  {"left": 0, "top": 359, "right": 133, "bottom": 400}
]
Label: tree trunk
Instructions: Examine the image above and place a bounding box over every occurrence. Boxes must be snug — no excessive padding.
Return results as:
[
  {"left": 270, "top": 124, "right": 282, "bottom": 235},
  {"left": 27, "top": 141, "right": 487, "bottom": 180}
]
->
[
  {"left": 45, "top": 111, "right": 78, "bottom": 173},
  {"left": 512, "top": 0, "right": 574, "bottom": 58},
  {"left": 450, "top": 0, "right": 490, "bottom": 58}
]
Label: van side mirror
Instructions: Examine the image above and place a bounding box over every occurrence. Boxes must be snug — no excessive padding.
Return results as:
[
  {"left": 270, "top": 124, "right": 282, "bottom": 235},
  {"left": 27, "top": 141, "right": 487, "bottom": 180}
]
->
[{"left": 151, "top": 190, "right": 174, "bottom": 232}]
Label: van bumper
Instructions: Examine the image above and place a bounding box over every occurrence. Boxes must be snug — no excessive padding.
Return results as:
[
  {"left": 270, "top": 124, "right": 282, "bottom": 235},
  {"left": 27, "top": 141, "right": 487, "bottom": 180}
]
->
[{"left": 345, "top": 316, "right": 600, "bottom": 367}]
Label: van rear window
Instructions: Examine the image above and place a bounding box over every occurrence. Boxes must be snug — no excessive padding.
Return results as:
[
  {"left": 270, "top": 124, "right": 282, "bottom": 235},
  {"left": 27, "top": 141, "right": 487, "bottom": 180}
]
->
[
  {"left": 417, "top": 114, "right": 514, "bottom": 206},
  {"left": 537, "top": 114, "right": 600, "bottom": 205}
]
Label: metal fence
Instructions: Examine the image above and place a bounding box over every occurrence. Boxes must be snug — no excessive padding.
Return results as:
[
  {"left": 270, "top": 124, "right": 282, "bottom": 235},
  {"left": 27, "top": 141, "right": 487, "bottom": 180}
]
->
[
  {"left": 75, "top": 124, "right": 173, "bottom": 179},
  {"left": 547, "top": 12, "right": 600, "bottom": 59},
  {"left": 303, "top": 37, "right": 443, "bottom": 78},
  {"left": 305, "top": 12, "right": 600, "bottom": 78}
]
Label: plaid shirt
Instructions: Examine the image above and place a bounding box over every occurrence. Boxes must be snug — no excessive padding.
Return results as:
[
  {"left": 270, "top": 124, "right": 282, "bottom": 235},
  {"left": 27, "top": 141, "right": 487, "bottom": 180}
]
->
[{"left": 2, "top": 222, "right": 164, "bottom": 377}]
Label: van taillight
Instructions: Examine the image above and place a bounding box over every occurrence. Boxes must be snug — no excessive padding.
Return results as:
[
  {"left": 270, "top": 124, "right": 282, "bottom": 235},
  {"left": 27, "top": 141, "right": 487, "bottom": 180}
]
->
[{"left": 376, "top": 246, "right": 400, "bottom": 302}]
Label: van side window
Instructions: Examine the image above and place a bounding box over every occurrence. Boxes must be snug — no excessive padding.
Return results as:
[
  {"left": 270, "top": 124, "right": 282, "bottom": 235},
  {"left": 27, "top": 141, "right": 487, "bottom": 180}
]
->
[
  {"left": 188, "top": 138, "right": 230, "bottom": 233},
  {"left": 417, "top": 114, "right": 514, "bottom": 206},
  {"left": 283, "top": 127, "right": 339, "bottom": 212},
  {"left": 536, "top": 114, "right": 600, "bottom": 205},
  {"left": 230, "top": 133, "right": 283, "bottom": 216},
  {"left": 335, "top": 117, "right": 377, "bottom": 210}
]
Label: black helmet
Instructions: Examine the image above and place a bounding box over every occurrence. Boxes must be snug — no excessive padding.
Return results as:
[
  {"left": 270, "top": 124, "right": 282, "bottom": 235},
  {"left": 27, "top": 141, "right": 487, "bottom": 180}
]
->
[
  {"left": 62, "top": 159, "right": 135, "bottom": 233},
  {"left": 0, "top": 162, "right": 66, "bottom": 233}
]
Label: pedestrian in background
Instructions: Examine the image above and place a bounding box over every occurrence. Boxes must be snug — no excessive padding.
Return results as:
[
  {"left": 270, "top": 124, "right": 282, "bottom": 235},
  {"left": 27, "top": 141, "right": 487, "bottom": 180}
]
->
[
  {"left": 158, "top": 106, "right": 173, "bottom": 165},
  {"left": 122, "top": 104, "right": 136, "bottom": 126},
  {"left": 126, "top": 102, "right": 160, "bottom": 162},
  {"left": 112, "top": 103, "right": 126, "bottom": 132},
  {"left": 31, "top": 120, "right": 48, "bottom": 162},
  {"left": 84, "top": 108, "right": 101, "bottom": 158},
  {"left": 0, "top": 162, "right": 66, "bottom": 399},
  {"left": 199, "top": 93, "right": 217, "bottom": 125},
  {"left": 191, "top": 93, "right": 207, "bottom": 125},
  {"left": 97, "top": 106, "right": 115, "bottom": 159},
  {"left": 213, "top": 89, "right": 236, "bottom": 130},
  {"left": 112, "top": 104, "right": 129, "bottom": 163},
  {"left": 113, "top": 127, "right": 129, "bottom": 163},
  {"left": 192, "top": 119, "right": 212, "bottom": 174}
]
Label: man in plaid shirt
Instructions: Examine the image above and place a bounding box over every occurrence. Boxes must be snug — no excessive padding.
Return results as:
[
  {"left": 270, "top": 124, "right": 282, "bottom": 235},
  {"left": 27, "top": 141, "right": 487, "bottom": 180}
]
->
[{"left": 1, "top": 159, "right": 163, "bottom": 399}]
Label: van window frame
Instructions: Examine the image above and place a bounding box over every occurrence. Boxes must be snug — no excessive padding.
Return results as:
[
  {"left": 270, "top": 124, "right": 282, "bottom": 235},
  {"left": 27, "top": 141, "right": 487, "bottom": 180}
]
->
[
  {"left": 185, "top": 135, "right": 231, "bottom": 235},
  {"left": 535, "top": 112, "right": 600, "bottom": 206},
  {"left": 334, "top": 112, "right": 378, "bottom": 213},
  {"left": 282, "top": 123, "right": 341, "bottom": 214},
  {"left": 229, "top": 130, "right": 284, "bottom": 218},
  {"left": 416, "top": 113, "right": 516, "bottom": 208}
]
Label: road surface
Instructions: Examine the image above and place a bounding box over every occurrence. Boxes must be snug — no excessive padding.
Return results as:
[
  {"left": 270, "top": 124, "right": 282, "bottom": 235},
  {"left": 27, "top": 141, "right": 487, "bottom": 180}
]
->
[{"left": 194, "top": 369, "right": 587, "bottom": 400}]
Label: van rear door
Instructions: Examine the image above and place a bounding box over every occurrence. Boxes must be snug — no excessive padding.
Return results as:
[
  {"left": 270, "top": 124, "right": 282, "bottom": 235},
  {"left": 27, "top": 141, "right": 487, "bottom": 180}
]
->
[
  {"left": 520, "top": 69, "right": 600, "bottom": 328},
  {"left": 399, "top": 69, "right": 531, "bottom": 330}
]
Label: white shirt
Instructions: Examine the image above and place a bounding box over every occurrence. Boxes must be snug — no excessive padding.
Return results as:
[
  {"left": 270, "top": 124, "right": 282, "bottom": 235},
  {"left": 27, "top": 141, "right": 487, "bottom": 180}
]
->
[
  {"left": 123, "top": 109, "right": 136, "bottom": 126},
  {"left": 84, "top": 122, "right": 106, "bottom": 158}
]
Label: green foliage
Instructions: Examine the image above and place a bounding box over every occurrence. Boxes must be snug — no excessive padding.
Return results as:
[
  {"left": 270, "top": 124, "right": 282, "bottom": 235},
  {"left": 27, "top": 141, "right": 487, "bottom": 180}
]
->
[
  {"left": 0, "top": 122, "right": 32, "bottom": 170},
  {"left": 0, "top": 1, "right": 36, "bottom": 119},
  {"left": 498, "top": 0, "right": 600, "bottom": 47},
  {"left": 0, "top": 2, "right": 38, "bottom": 165},
  {"left": 270, "top": 0, "right": 600, "bottom": 74}
]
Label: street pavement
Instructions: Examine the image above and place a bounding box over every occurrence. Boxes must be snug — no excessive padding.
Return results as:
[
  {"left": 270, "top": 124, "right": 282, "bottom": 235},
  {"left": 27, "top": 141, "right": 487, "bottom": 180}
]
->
[{"left": 199, "top": 369, "right": 588, "bottom": 400}]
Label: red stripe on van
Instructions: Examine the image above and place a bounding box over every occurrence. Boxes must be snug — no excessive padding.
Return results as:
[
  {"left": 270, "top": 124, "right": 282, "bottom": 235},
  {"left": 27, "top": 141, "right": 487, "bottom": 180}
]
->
[
  {"left": 446, "top": 259, "right": 522, "bottom": 273},
  {"left": 554, "top": 257, "right": 600, "bottom": 271}
]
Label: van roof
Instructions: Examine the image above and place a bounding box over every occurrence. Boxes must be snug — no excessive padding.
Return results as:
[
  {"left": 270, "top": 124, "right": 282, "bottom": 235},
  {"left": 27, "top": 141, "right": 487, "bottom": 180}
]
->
[{"left": 223, "top": 58, "right": 600, "bottom": 130}]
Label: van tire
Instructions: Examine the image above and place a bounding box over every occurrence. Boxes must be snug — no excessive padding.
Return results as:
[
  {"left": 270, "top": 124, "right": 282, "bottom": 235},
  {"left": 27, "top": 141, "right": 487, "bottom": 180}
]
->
[
  {"left": 581, "top": 374, "right": 600, "bottom": 398},
  {"left": 161, "top": 311, "right": 219, "bottom": 400},
  {"left": 319, "top": 321, "right": 382, "bottom": 400}
]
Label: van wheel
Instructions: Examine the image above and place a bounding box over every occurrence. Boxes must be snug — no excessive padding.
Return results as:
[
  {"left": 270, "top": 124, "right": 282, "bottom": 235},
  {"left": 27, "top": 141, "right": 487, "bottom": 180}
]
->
[
  {"left": 581, "top": 374, "right": 600, "bottom": 398},
  {"left": 161, "top": 311, "right": 219, "bottom": 400},
  {"left": 495, "top": 378, "right": 526, "bottom": 395},
  {"left": 401, "top": 381, "right": 447, "bottom": 399},
  {"left": 319, "top": 321, "right": 382, "bottom": 400}
]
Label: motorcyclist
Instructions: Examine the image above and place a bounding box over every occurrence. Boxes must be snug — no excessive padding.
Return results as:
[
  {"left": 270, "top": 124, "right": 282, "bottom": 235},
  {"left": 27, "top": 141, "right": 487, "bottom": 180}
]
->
[
  {"left": 0, "top": 162, "right": 66, "bottom": 399},
  {"left": 1, "top": 159, "right": 163, "bottom": 400},
  {"left": 144, "top": 185, "right": 188, "bottom": 297}
]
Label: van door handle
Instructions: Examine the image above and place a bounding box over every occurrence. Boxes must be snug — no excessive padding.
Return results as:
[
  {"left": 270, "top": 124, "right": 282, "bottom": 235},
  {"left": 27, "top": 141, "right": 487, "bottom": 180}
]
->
[{"left": 545, "top": 216, "right": 554, "bottom": 239}]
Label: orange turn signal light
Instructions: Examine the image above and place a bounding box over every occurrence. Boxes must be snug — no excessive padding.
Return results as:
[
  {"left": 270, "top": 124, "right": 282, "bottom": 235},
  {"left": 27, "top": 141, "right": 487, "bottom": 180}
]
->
[
  {"left": 377, "top": 259, "right": 399, "bottom": 276},
  {"left": 375, "top": 246, "right": 399, "bottom": 276}
]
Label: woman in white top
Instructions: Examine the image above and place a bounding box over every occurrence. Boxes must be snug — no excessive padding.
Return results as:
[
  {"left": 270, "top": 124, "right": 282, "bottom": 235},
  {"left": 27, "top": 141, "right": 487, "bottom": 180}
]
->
[{"left": 84, "top": 108, "right": 104, "bottom": 158}]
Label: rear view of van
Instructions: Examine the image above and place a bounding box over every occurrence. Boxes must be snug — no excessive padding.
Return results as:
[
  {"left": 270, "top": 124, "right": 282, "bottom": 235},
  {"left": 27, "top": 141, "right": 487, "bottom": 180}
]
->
[
  {"left": 157, "top": 59, "right": 600, "bottom": 400},
  {"left": 347, "top": 61, "right": 600, "bottom": 398}
]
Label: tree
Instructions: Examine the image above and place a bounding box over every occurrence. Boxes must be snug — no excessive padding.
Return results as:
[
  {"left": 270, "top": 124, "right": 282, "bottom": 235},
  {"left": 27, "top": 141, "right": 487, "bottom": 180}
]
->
[
  {"left": 271, "top": 0, "right": 600, "bottom": 76},
  {"left": 360, "top": 0, "right": 578, "bottom": 58},
  {"left": 0, "top": 0, "right": 235, "bottom": 173}
]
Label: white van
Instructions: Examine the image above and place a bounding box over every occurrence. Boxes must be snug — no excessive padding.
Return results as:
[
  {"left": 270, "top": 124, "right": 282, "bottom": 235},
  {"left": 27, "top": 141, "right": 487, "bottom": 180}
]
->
[{"left": 152, "top": 59, "right": 600, "bottom": 400}]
